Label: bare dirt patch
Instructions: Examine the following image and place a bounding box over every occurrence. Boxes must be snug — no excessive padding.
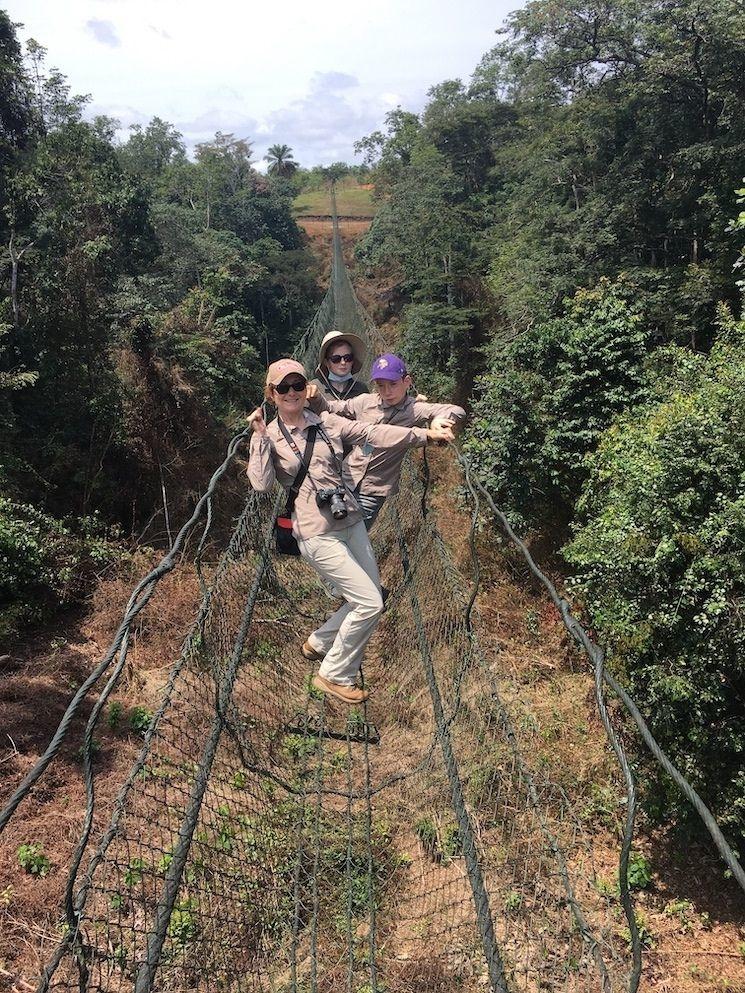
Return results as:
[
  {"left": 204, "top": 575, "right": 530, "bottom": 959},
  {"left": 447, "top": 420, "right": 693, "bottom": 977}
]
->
[{"left": 0, "top": 557, "right": 203, "bottom": 989}]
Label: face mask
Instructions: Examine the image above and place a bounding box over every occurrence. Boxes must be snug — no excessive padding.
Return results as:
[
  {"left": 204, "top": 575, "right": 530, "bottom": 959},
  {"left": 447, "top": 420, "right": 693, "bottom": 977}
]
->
[{"left": 328, "top": 370, "right": 354, "bottom": 383}]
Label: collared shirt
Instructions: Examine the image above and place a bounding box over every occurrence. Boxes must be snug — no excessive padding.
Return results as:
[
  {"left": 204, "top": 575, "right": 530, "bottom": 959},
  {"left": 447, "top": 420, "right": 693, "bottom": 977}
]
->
[
  {"left": 247, "top": 410, "right": 428, "bottom": 539},
  {"left": 309, "top": 375, "right": 369, "bottom": 401},
  {"left": 311, "top": 392, "right": 467, "bottom": 496}
]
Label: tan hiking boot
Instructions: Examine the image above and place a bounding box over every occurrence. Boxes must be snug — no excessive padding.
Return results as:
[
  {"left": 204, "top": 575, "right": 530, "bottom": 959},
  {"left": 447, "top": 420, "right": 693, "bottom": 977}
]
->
[
  {"left": 312, "top": 674, "right": 369, "bottom": 705},
  {"left": 302, "top": 641, "right": 325, "bottom": 661}
]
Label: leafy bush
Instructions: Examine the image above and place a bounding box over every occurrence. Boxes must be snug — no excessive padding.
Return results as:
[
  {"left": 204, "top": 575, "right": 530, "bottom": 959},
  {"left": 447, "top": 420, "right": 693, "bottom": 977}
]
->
[
  {"left": 129, "top": 705, "right": 154, "bottom": 735},
  {"left": 17, "top": 843, "right": 51, "bottom": 876},
  {"left": 565, "top": 325, "right": 745, "bottom": 840},
  {"left": 627, "top": 853, "right": 653, "bottom": 891},
  {"left": 0, "top": 498, "right": 125, "bottom": 639},
  {"left": 398, "top": 302, "right": 473, "bottom": 400},
  {"left": 464, "top": 279, "right": 650, "bottom": 525}
]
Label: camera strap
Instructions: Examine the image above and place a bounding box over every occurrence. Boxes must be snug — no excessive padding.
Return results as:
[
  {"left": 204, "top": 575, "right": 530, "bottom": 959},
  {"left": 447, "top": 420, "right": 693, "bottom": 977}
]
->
[
  {"left": 278, "top": 418, "right": 318, "bottom": 515},
  {"left": 315, "top": 423, "right": 364, "bottom": 506}
]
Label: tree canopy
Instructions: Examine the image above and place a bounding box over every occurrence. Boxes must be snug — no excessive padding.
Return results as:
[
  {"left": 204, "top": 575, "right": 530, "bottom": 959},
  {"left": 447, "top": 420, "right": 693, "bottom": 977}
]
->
[{"left": 356, "top": 0, "right": 745, "bottom": 841}]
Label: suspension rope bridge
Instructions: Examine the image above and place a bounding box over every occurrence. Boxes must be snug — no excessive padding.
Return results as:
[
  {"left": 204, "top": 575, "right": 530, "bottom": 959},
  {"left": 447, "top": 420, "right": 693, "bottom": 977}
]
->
[{"left": 1, "top": 194, "right": 743, "bottom": 993}]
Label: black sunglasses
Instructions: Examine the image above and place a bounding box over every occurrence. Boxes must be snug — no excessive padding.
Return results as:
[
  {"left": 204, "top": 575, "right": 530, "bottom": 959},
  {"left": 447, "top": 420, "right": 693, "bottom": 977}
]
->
[
  {"left": 328, "top": 353, "right": 354, "bottom": 363},
  {"left": 273, "top": 378, "right": 307, "bottom": 395}
]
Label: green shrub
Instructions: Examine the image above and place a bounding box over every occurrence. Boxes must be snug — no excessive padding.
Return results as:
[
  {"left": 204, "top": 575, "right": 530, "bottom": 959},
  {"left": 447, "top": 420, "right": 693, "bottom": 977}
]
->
[
  {"left": 107, "top": 701, "right": 124, "bottom": 729},
  {"left": 0, "top": 498, "right": 124, "bottom": 639},
  {"left": 129, "top": 705, "right": 154, "bottom": 735},
  {"left": 398, "top": 302, "right": 473, "bottom": 400},
  {"left": 626, "top": 853, "right": 652, "bottom": 891},
  {"left": 565, "top": 327, "right": 745, "bottom": 841},
  {"left": 17, "top": 843, "right": 51, "bottom": 877},
  {"left": 465, "top": 279, "right": 650, "bottom": 525}
]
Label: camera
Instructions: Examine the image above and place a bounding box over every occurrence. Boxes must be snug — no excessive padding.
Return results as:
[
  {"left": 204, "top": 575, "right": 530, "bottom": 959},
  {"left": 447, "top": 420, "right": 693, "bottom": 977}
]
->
[{"left": 316, "top": 485, "right": 348, "bottom": 520}]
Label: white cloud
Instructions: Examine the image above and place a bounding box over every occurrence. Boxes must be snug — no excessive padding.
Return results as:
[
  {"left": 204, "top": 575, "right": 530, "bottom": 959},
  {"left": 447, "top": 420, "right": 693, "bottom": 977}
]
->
[
  {"left": 7, "top": 0, "right": 521, "bottom": 165},
  {"left": 85, "top": 18, "right": 120, "bottom": 47}
]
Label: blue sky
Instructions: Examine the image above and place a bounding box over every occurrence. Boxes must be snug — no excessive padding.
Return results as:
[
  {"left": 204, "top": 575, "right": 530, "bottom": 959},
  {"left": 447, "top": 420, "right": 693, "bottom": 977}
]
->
[{"left": 5, "top": 0, "right": 522, "bottom": 167}]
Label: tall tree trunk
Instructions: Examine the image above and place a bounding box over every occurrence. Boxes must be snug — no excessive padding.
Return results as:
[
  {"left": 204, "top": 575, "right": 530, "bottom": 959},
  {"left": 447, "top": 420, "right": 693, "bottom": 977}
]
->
[{"left": 8, "top": 230, "right": 31, "bottom": 331}]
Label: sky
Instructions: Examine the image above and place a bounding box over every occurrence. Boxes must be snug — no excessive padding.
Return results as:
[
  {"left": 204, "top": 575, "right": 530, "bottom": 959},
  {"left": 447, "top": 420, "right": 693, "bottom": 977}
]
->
[{"left": 5, "top": 0, "right": 521, "bottom": 168}]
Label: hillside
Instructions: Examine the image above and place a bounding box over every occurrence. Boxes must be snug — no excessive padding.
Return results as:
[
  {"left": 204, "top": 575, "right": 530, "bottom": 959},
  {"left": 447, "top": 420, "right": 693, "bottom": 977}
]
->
[{"left": 293, "top": 178, "right": 377, "bottom": 218}]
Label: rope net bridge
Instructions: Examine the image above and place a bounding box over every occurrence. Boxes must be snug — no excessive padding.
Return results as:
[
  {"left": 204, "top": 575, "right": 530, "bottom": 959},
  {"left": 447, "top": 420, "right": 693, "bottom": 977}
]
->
[{"left": 2, "top": 198, "right": 743, "bottom": 993}]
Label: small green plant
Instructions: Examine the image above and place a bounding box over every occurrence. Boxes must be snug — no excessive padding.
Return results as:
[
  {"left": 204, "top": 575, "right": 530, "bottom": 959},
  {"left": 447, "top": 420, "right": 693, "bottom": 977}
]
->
[
  {"left": 282, "top": 733, "right": 318, "bottom": 763},
  {"left": 525, "top": 607, "right": 540, "bottom": 637},
  {"left": 17, "top": 843, "right": 51, "bottom": 877},
  {"left": 440, "top": 824, "right": 463, "bottom": 862},
  {"left": 76, "top": 739, "right": 101, "bottom": 762},
  {"left": 626, "top": 852, "right": 652, "bottom": 891},
  {"left": 622, "top": 910, "right": 654, "bottom": 949},
  {"left": 156, "top": 853, "right": 173, "bottom": 874},
  {"left": 124, "top": 857, "right": 146, "bottom": 887},
  {"left": 231, "top": 770, "right": 247, "bottom": 789},
  {"left": 414, "top": 817, "right": 438, "bottom": 859},
  {"left": 129, "top": 706, "right": 154, "bottom": 735},
  {"left": 110, "top": 892, "right": 125, "bottom": 910},
  {"left": 107, "top": 701, "right": 124, "bottom": 729},
  {"left": 168, "top": 899, "right": 198, "bottom": 945},
  {"left": 738, "top": 941, "right": 745, "bottom": 959},
  {"left": 505, "top": 891, "right": 522, "bottom": 912},
  {"left": 664, "top": 898, "right": 694, "bottom": 932},
  {"left": 594, "top": 875, "right": 616, "bottom": 899},
  {"left": 329, "top": 749, "right": 348, "bottom": 773},
  {"left": 306, "top": 674, "right": 324, "bottom": 701},
  {"left": 253, "top": 639, "right": 277, "bottom": 672},
  {"left": 347, "top": 708, "right": 364, "bottom": 734},
  {"left": 581, "top": 783, "right": 623, "bottom": 831}
]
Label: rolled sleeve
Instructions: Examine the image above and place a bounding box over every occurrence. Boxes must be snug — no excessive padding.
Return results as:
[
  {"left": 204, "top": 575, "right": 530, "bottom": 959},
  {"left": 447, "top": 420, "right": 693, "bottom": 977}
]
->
[{"left": 247, "top": 433, "right": 276, "bottom": 492}]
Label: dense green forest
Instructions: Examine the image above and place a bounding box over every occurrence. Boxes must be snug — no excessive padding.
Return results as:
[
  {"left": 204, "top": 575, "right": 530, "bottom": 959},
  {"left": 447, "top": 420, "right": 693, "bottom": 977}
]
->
[
  {"left": 356, "top": 0, "right": 745, "bottom": 840},
  {"left": 0, "top": 12, "right": 320, "bottom": 635}
]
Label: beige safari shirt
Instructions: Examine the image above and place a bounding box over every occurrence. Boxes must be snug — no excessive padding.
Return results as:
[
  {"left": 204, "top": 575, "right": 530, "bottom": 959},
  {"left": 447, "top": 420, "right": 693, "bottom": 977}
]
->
[
  {"left": 247, "top": 410, "right": 428, "bottom": 539},
  {"left": 312, "top": 393, "right": 466, "bottom": 496}
]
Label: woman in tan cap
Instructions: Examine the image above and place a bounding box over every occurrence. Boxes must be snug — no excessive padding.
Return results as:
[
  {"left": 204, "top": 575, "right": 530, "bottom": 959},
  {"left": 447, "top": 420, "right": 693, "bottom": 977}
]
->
[
  {"left": 311, "top": 330, "right": 369, "bottom": 401},
  {"left": 247, "top": 357, "right": 454, "bottom": 705}
]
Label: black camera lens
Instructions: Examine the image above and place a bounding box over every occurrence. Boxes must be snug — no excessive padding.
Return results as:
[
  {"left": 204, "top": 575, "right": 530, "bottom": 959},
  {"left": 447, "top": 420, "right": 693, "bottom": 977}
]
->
[
  {"left": 329, "top": 492, "right": 347, "bottom": 519},
  {"left": 316, "top": 486, "right": 348, "bottom": 520}
]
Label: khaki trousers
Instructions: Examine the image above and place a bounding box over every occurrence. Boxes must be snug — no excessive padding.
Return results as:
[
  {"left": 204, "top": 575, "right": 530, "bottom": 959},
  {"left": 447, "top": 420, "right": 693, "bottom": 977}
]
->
[{"left": 297, "top": 520, "right": 383, "bottom": 686}]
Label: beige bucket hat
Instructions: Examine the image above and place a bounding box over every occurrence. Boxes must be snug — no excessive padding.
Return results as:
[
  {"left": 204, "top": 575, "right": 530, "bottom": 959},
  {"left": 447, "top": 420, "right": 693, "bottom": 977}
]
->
[{"left": 315, "top": 330, "right": 366, "bottom": 377}]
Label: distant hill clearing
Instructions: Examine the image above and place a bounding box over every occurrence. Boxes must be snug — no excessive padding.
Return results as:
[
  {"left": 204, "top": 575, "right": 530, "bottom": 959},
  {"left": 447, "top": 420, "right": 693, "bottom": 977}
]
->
[{"left": 294, "top": 180, "right": 376, "bottom": 218}]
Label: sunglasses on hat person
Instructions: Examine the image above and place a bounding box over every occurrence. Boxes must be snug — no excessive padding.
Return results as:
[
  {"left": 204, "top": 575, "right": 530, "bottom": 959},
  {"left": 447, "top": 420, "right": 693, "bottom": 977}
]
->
[
  {"left": 273, "top": 377, "right": 307, "bottom": 395},
  {"left": 327, "top": 352, "right": 355, "bottom": 364}
]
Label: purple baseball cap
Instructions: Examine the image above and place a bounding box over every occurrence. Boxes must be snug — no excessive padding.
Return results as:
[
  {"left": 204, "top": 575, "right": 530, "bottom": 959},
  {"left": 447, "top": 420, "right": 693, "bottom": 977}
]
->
[{"left": 370, "top": 353, "right": 408, "bottom": 381}]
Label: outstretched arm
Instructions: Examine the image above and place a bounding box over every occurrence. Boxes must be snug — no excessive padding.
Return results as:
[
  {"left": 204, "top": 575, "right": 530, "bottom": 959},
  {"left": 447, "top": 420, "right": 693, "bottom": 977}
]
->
[{"left": 330, "top": 413, "right": 454, "bottom": 452}]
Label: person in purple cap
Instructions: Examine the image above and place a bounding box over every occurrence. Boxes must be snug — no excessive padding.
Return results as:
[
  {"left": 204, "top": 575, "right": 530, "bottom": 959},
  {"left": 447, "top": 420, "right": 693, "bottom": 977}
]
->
[{"left": 313, "top": 353, "right": 466, "bottom": 530}]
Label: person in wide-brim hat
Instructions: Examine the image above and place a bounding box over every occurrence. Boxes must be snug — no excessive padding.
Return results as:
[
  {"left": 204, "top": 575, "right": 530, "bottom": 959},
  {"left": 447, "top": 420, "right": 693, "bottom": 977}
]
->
[{"left": 311, "top": 330, "right": 369, "bottom": 401}]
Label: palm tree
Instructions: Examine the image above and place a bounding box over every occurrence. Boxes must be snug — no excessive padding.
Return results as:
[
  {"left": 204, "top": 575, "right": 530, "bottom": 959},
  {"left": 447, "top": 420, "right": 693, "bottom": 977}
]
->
[{"left": 265, "top": 144, "right": 298, "bottom": 177}]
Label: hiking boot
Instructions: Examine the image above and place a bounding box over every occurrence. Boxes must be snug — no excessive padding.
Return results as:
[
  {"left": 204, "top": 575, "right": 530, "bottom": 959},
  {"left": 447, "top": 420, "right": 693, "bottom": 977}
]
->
[
  {"left": 302, "top": 641, "right": 325, "bottom": 662},
  {"left": 312, "top": 674, "right": 370, "bottom": 705}
]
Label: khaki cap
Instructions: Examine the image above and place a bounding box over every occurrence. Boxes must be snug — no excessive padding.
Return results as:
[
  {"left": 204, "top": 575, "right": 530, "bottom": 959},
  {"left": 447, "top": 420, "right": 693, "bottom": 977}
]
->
[{"left": 266, "top": 358, "right": 307, "bottom": 386}]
